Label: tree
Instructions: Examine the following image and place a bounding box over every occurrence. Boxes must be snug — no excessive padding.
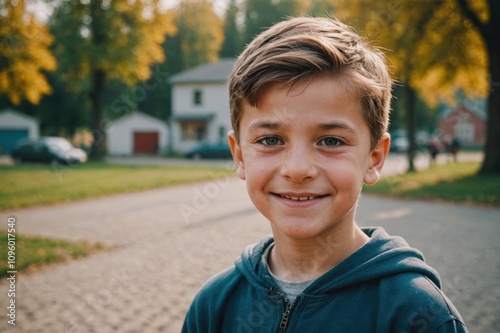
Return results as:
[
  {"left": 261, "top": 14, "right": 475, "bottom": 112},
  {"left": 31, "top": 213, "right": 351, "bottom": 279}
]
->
[
  {"left": 171, "top": 0, "right": 224, "bottom": 70},
  {"left": 220, "top": 0, "right": 243, "bottom": 58},
  {"left": 138, "top": 0, "right": 223, "bottom": 126},
  {"left": 0, "top": 0, "right": 56, "bottom": 105},
  {"left": 336, "top": 0, "right": 493, "bottom": 172},
  {"left": 243, "top": 0, "right": 309, "bottom": 45},
  {"left": 51, "top": 0, "right": 175, "bottom": 159},
  {"left": 308, "top": 0, "right": 336, "bottom": 17},
  {"left": 455, "top": 0, "right": 500, "bottom": 174}
]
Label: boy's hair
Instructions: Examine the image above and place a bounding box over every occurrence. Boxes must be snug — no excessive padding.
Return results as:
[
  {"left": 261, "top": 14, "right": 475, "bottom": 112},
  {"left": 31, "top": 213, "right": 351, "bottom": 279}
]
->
[{"left": 228, "top": 17, "right": 392, "bottom": 149}]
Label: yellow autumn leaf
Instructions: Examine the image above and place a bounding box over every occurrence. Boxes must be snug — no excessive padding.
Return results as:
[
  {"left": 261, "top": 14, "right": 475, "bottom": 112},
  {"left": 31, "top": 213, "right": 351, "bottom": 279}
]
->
[{"left": 0, "top": 0, "right": 56, "bottom": 105}]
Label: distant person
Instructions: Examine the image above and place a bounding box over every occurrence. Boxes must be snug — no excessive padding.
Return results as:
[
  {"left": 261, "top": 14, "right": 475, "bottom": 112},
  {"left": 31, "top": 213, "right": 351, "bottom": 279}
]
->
[
  {"left": 450, "top": 136, "right": 461, "bottom": 162},
  {"left": 442, "top": 135, "right": 452, "bottom": 162},
  {"left": 182, "top": 17, "right": 467, "bottom": 332},
  {"left": 429, "top": 137, "right": 440, "bottom": 167}
]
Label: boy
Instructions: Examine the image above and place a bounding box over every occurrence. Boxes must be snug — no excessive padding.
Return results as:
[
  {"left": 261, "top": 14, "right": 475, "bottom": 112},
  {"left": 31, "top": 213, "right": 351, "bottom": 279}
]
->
[{"left": 182, "top": 17, "right": 467, "bottom": 332}]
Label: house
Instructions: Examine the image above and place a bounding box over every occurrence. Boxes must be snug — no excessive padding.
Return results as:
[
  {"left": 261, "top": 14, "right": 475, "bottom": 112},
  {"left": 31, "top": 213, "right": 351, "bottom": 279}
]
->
[
  {"left": 106, "top": 112, "right": 168, "bottom": 156},
  {"left": 169, "top": 58, "right": 235, "bottom": 154},
  {"left": 0, "top": 109, "right": 39, "bottom": 154},
  {"left": 439, "top": 100, "right": 486, "bottom": 147}
]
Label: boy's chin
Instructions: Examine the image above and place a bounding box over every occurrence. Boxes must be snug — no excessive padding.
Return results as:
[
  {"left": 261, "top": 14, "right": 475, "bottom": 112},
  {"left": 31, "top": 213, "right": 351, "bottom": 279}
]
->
[{"left": 271, "top": 221, "right": 330, "bottom": 241}]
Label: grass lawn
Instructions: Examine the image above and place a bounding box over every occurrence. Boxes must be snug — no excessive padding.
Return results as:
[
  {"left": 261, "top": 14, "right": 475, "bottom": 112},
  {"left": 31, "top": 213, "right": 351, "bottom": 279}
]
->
[
  {"left": 363, "top": 162, "right": 500, "bottom": 206},
  {"left": 0, "top": 232, "right": 104, "bottom": 277},
  {"left": 0, "top": 161, "right": 233, "bottom": 276},
  {"left": 0, "top": 162, "right": 234, "bottom": 210}
]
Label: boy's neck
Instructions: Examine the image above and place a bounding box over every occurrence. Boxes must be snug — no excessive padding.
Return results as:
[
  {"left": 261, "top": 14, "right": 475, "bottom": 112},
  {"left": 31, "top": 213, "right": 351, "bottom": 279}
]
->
[{"left": 268, "top": 223, "right": 369, "bottom": 282}]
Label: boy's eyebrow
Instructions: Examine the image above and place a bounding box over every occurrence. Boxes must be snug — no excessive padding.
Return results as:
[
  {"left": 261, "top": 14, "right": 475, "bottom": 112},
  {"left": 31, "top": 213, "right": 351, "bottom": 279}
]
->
[
  {"left": 316, "top": 121, "right": 357, "bottom": 133},
  {"left": 247, "top": 120, "right": 282, "bottom": 132},
  {"left": 247, "top": 119, "right": 358, "bottom": 133}
]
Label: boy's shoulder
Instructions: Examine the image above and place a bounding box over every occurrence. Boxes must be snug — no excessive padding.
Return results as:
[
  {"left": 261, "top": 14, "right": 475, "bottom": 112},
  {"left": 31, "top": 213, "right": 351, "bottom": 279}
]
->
[
  {"left": 374, "top": 271, "right": 466, "bottom": 331},
  {"left": 199, "top": 266, "right": 240, "bottom": 294}
]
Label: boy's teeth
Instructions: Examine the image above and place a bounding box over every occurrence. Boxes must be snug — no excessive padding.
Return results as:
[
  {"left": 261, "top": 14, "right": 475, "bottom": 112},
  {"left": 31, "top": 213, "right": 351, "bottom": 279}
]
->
[{"left": 281, "top": 194, "right": 317, "bottom": 201}]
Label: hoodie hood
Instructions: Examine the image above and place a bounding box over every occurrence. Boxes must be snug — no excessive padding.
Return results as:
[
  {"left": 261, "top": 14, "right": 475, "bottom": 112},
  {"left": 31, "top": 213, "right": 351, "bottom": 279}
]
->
[{"left": 235, "top": 226, "right": 441, "bottom": 295}]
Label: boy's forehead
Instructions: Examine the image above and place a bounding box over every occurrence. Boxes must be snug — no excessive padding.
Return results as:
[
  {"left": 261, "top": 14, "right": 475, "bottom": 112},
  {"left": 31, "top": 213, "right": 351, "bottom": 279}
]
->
[
  {"left": 248, "top": 76, "right": 362, "bottom": 112},
  {"left": 240, "top": 77, "right": 367, "bottom": 130},
  {"left": 251, "top": 74, "right": 361, "bottom": 104}
]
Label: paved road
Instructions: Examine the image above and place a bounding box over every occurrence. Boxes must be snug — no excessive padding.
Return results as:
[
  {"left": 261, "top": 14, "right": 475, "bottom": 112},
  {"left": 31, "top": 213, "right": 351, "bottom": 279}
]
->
[{"left": 0, "top": 151, "right": 497, "bottom": 333}]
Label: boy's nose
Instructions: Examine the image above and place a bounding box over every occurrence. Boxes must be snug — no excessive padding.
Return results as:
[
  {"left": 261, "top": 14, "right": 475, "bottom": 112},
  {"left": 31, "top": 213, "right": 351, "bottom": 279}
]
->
[{"left": 279, "top": 145, "right": 319, "bottom": 182}]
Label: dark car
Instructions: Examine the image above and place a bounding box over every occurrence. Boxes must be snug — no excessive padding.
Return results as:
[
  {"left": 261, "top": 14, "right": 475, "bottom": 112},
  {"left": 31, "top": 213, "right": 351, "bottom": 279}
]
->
[
  {"left": 10, "top": 137, "right": 88, "bottom": 165},
  {"left": 185, "top": 142, "right": 232, "bottom": 159}
]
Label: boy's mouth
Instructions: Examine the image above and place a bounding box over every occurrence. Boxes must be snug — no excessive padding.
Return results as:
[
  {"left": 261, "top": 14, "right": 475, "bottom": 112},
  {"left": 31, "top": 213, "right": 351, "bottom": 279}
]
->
[
  {"left": 279, "top": 194, "right": 318, "bottom": 201},
  {"left": 275, "top": 193, "right": 328, "bottom": 201}
]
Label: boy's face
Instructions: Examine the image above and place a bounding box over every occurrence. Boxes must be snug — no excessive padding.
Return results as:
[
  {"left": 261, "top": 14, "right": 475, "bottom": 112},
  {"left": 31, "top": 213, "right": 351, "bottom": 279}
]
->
[{"left": 228, "top": 76, "right": 389, "bottom": 241}]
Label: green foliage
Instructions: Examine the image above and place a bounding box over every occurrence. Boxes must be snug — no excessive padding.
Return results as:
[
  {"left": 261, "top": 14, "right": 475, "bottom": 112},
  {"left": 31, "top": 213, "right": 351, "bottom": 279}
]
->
[
  {"left": 49, "top": 0, "right": 176, "bottom": 158},
  {"left": 170, "top": 0, "right": 224, "bottom": 70},
  {"left": 51, "top": 0, "right": 175, "bottom": 85},
  {"left": 243, "top": 0, "right": 310, "bottom": 45},
  {"left": 390, "top": 85, "right": 440, "bottom": 133},
  {"left": 363, "top": 162, "right": 500, "bottom": 206},
  {"left": 220, "top": 0, "right": 243, "bottom": 58},
  {"left": 138, "top": 0, "right": 224, "bottom": 120}
]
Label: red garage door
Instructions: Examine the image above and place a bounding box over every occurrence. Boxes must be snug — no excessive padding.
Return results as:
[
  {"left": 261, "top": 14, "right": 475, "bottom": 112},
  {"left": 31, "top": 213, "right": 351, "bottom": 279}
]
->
[{"left": 133, "top": 132, "right": 159, "bottom": 154}]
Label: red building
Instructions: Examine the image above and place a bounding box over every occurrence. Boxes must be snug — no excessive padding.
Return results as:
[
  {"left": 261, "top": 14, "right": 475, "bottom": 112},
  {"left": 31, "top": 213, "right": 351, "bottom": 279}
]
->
[{"left": 439, "top": 104, "right": 486, "bottom": 147}]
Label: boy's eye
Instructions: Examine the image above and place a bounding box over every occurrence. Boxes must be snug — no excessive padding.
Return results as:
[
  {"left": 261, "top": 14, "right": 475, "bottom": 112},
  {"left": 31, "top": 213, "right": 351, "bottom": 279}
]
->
[
  {"left": 259, "top": 136, "right": 283, "bottom": 146},
  {"left": 319, "top": 137, "right": 342, "bottom": 147}
]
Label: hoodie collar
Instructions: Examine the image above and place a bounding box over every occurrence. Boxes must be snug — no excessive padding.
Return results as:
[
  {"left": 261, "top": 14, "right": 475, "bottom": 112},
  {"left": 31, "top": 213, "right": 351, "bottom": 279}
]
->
[{"left": 235, "top": 227, "right": 441, "bottom": 295}]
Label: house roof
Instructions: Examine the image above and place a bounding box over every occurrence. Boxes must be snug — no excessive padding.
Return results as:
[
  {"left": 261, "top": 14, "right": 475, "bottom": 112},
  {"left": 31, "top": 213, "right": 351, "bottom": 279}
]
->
[
  {"left": 440, "top": 99, "right": 487, "bottom": 120},
  {"left": 107, "top": 112, "right": 167, "bottom": 132},
  {"left": 0, "top": 108, "right": 39, "bottom": 125},
  {"left": 169, "top": 58, "right": 236, "bottom": 84},
  {"left": 171, "top": 113, "right": 215, "bottom": 122}
]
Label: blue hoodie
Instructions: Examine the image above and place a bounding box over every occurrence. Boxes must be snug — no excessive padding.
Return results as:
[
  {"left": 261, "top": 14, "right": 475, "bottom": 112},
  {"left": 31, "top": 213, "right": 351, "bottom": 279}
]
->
[{"left": 182, "top": 227, "right": 467, "bottom": 332}]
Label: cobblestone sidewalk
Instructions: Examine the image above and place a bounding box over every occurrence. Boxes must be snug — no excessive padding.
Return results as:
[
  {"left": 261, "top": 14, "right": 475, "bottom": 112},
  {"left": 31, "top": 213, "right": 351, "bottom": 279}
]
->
[{"left": 0, "top": 173, "right": 498, "bottom": 332}]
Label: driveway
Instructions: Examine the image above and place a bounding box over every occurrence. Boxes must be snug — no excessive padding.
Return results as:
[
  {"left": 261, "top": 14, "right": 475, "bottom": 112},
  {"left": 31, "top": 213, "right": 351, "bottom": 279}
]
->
[{"left": 0, "top": 151, "right": 497, "bottom": 333}]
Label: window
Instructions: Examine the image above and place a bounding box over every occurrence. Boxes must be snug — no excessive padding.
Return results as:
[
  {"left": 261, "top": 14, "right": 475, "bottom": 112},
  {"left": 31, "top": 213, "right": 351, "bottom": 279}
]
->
[
  {"left": 181, "top": 121, "right": 208, "bottom": 141},
  {"left": 193, "top": 89, "right": 202, "bottom": 105},
  {"left": 219, "top": 126, "right": 226, "bottom": 142},
  {"left": 454, "top": 113, "right": 474, "bottom": 143}
]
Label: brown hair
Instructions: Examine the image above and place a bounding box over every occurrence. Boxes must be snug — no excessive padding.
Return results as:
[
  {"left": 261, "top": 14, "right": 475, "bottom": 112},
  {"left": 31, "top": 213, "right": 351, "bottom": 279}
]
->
[{"left": 228, "top": 17, "right": 392, "bottom": 149}]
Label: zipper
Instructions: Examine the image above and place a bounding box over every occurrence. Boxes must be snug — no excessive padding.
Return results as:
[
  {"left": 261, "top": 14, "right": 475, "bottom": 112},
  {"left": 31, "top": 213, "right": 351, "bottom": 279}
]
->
[{"left": 269, "top": 287, "right": 301, "bottom": 332}]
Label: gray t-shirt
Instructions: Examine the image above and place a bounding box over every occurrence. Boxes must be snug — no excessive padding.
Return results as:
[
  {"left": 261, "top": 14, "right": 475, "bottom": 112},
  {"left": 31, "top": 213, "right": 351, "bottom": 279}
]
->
[{"left": 262, "top": 243, "right": 315, "bottom": 304}]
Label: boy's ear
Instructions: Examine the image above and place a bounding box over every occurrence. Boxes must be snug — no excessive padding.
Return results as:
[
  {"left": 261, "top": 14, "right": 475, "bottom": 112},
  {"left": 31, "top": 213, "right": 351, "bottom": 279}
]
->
[
  {"left": 364, "top": 132, "right": 391, "bottom": 185},
  {"left": 228, "top": 130, "right": 246, "bottom": 180}
]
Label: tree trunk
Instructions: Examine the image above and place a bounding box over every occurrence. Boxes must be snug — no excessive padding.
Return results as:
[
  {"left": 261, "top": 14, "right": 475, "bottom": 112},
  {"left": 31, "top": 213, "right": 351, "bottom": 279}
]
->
[
  {"left": 90, "top": 69, "right": 106, "bottom": 160},
  {"left": 89, "top": 0, "right": 106, "bottom": 160},
  {"left": 405, "top": 84, "right": 417, "bottom": 172},
  {"left": 480, "top": 28, "right": 500, "bottom": 174}
]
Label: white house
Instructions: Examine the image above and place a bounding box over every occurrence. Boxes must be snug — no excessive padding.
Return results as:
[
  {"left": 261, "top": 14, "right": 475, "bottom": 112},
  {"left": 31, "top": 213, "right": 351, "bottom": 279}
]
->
[
  {"left": 169, "top": 58, "right": 235, "bottom": 153},
  {"left": 0, "top": 109, "right": 39, "bottom": 154},
  {"left": 106, "top": 112, "right": 168, "bottom": 156}
]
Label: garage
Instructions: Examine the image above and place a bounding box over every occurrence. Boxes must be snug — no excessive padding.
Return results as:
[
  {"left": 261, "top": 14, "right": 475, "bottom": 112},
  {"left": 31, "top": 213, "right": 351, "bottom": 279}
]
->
[
  {"left": 0, "top": 109, "right": 39, "bottom": 154},
  {"left": 106, "top": 112, "right": 168, "bottom": 156},
  {"left": 133, "top": 131, "right": 159, "bottom": 154}
]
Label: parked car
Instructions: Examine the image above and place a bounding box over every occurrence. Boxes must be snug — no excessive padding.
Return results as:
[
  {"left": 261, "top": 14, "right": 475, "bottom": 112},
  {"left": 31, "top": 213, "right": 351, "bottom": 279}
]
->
[
  {"left": 390, "top": 136, "right": 410, "bottom": 152},
  {"left": 389, "top": 129, "right": 430, "bottom": 152},
  {"left": 10, "top": 137, "right": 88, "bottom": 165},
  {"left": 185, "top": 142, "right": 232, "bottom": 159}
]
